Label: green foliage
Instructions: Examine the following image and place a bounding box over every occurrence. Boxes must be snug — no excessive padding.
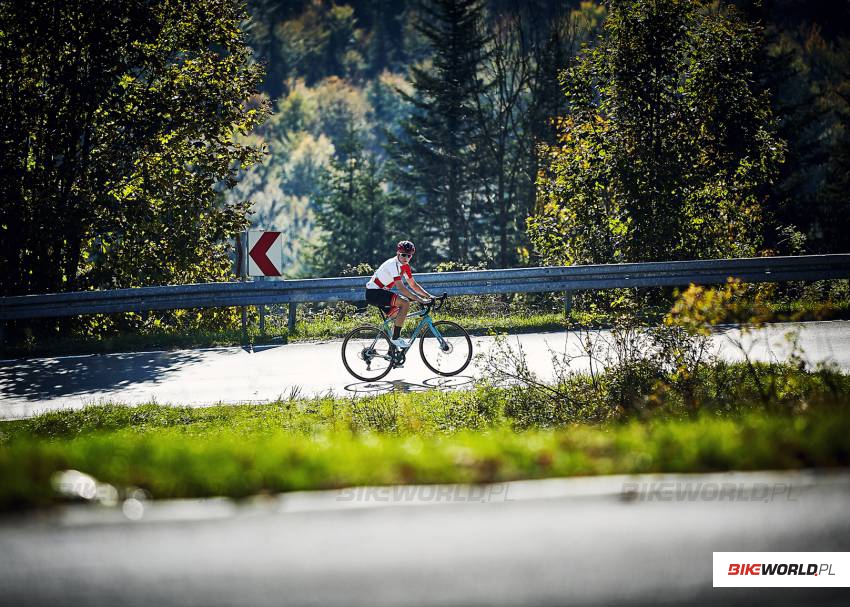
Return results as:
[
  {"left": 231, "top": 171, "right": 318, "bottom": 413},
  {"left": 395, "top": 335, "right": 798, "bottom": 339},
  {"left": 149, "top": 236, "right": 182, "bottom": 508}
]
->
[
  {"left": 246, "top": 0, "right": 414, "bottom": 96},
  {"left": 240, "top": 2, "right": 590, "bottom": 274},
  {"left": 528, "top": 0, "right": 785, "bottom": 266},
  {"left": 742, "top": 0, "right": 850, "bottom": 255},
  {"left": 309, "top": 125, "right": 402, "bottom": 276},
  {"left": 229, "top": 73, "right": 411, "bottom": 276},
  {"left": 388, "top": 0, "right": 490, "bottom": 266},
  {"left": 239, "top": 1, "right": 847, "bottom": 274},
  {"left": 1, "top": 382, "right": 849, "bottom": 508},
  {"left": 0, "top": 0, "right": 270, "bottom": 301}
]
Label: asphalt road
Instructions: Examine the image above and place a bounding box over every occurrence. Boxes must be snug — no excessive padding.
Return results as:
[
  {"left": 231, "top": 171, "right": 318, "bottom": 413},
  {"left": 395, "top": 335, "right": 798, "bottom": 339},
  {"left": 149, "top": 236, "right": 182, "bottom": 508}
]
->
[
  {"left": 2, "top": 321, "right": 850, "bottom": 419},
  {"left": 0, "top": 470, "right": 848, "bottom": 606}
]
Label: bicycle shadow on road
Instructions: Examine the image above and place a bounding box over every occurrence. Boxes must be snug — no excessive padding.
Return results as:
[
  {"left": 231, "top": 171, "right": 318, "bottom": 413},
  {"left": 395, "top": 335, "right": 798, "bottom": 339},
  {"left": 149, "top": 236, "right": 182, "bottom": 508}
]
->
[{"left": 344, "top": 376, "right": 474, "bottom": 395}]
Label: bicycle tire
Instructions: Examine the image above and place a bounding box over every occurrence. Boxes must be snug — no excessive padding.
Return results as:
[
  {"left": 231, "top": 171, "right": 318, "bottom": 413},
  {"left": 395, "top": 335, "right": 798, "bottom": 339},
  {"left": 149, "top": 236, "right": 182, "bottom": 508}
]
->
[
  {"left": 341, "top": 325, "right": 394, "bottom": 382},
  {"left": 419, "top": 320, "right": 472, "bottom": 376}
]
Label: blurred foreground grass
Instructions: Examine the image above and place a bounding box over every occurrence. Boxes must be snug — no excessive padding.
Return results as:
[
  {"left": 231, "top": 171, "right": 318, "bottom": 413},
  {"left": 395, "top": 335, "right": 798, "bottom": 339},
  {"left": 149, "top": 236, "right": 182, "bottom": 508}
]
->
[{"left": 2, "top": 364, "right": 849, "bottom": 510}]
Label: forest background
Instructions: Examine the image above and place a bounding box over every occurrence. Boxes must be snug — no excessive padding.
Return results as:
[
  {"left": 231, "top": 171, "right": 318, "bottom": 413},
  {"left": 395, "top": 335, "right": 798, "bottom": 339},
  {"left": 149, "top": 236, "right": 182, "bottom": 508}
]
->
[
  {"left": 236, "top": 0, "right": 850, "bottom": 277},
  {"left": 2, "top": 0, "right": 848, "bottom": 300}
]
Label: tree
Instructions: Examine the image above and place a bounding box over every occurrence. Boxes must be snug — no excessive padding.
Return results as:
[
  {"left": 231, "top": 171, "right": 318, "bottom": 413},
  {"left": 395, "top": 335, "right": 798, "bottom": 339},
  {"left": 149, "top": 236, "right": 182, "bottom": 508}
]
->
[
  {"left": 245, "top": 0, "right": 302, "bottom": 99},
  {"left": 475, "top": 12, "right": 535, "bottom": 268},
  {"left": 528, "top": 0, "right": 784, "bottom": 266},
  {"left": 741, "top": 0, "right": 850, "bottom": 254},
  {"left": 365, "top": 0, "right": 409, "bottom": 77},
  {"left": 0, "top": 0, "right": 269, "bottom": 298},
  {"left": 389, "top": 0, "right": 489, "bottom": 267},
  {"left": 310, "top": 125, "right": 399, "bottom": 276},
  {"left": 227, "top": 76, "right": 375, "bottom": 276},
  {"left": 475, "top": 4, "right": 586, "bottom": 268},
  {"left": 522, "top": 1, "right": 601, "bottom": 228}
]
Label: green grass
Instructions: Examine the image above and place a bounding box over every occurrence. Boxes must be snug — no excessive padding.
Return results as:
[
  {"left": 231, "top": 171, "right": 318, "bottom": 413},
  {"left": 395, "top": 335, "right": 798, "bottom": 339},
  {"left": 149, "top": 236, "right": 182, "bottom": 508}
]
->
[
  {"left": 289, "top": 311, "right": 568, "bottom": 341},
  {"left": 768, "top": 298, "right": 850, "bottom": 319},
  {"left": 1, "top": 407, "right": 847, "bottom": 510},
  {"left": 2, "top": 366, "right": 849, "bottom": 510}
]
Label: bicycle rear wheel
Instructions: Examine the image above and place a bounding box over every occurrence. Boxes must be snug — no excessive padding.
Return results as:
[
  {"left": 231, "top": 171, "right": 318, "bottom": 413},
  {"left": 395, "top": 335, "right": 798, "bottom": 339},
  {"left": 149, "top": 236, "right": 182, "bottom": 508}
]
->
[
  {"left": 419, "top": 320, "right": 472, "bottom": 376},
  {"left": 342, "top": 325, "right": 394, "bottom": 382}
]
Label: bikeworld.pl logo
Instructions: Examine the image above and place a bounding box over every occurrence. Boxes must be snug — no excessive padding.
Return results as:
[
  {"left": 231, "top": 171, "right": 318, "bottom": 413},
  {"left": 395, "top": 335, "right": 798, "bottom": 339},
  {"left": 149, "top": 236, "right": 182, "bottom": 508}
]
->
[
  {"left": 714, "top": 553, "right": 850, "bottom": 587},
  {"left": 620, "top": 481, "right": 799, "bottom": 502},
  {"left": 335, "top": 483, "right": 513, "bottom": 504},
  {"left": 728, "top": 563, "right": 836, "bottom": 577}
]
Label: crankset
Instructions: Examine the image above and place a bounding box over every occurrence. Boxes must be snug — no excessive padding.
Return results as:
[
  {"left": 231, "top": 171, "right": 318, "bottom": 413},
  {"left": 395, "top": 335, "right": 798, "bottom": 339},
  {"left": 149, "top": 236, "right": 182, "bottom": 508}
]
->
[{"left": 391, "top": 348, "right": 407, "bottom": 367}]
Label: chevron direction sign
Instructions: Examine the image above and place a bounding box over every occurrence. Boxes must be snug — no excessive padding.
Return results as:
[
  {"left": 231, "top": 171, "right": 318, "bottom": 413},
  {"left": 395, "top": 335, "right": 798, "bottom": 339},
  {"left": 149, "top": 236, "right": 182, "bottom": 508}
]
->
[{"left": 247, "top": 231, "right": 283, "bottom": 277}]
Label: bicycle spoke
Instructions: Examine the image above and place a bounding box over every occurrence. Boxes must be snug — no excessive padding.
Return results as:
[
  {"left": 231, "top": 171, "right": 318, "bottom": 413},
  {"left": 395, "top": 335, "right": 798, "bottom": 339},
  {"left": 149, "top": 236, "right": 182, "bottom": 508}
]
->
[
  {"left": 342, "top": 326, "right": 394, "bottom": 382},
  {"left": 419, "top": 321, "right": 472, "bottom": 376}
]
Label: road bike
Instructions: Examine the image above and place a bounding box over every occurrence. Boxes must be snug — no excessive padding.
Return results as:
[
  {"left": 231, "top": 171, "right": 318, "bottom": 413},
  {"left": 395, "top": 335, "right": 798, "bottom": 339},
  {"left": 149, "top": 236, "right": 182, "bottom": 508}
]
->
[{"left": 341, "top": 293, "right": 472, "bottom": 382}]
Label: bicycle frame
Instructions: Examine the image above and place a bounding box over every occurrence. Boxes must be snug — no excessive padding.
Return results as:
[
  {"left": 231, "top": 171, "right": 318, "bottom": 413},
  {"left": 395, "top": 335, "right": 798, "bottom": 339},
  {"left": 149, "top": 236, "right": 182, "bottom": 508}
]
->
[
  {"left": 379, "top": 306, "right": 447, "bottom": 353},
  {"left": 344, "top": 293, "right": 463, "bottom": 379}
]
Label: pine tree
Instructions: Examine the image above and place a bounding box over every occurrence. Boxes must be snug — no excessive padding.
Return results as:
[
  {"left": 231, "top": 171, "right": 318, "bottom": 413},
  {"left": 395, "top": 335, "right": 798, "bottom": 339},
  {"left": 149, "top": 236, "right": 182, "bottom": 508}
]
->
[
  {"left": 388, "top": 0, "right": 489, "bottom": 267},
  {"left": 312, "top": 125, "right": 398, "bottom": 276}
]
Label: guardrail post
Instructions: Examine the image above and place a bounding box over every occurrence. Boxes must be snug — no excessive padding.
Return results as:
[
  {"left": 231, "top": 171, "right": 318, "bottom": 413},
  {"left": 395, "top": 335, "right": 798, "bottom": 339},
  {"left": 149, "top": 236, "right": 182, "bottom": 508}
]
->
[
  {"left": 237, "top": 230, "right": 248, "bottom": 345},
  {"left": 256, "top": 275, "right": 268, "bottom": 337},
  {"left": 288, "top": 303, "right": 296, "bottom": 334},
  {"left": 563, "top": 291, "right": 573, "bottom": 317},
  {"left": 241, "top": 306, "right": 248, "bottom": 344}
]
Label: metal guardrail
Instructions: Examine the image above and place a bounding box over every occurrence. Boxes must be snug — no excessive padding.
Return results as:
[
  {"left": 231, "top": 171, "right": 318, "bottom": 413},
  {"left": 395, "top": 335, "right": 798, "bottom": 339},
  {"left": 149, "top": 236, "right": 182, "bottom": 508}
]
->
[{"left": 1, "top": 255, "right": 849, "bottom": 331}]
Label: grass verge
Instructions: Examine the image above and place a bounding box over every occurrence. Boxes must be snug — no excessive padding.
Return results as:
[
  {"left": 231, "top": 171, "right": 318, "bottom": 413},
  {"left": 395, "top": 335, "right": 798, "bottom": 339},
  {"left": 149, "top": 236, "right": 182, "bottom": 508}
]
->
[{"left": 2, "top": 374, "right": 849, "bottom": 510}]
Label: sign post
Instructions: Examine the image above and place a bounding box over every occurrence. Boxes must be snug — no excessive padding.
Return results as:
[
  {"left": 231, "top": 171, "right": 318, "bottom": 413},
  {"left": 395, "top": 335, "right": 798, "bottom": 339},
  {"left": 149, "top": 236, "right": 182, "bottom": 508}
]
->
[{"left": 239, "top": 231, "right": 284, "bottom": 343}]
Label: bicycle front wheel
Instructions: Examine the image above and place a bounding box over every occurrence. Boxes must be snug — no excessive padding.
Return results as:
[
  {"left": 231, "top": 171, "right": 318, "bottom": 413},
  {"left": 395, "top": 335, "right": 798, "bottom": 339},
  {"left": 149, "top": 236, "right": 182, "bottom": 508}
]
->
[
  {"left": 419, "top": 320, "right": 472, "bottom": 376},
  {"left": 342, "top": 325, "right": 394, "bottom": 382}
]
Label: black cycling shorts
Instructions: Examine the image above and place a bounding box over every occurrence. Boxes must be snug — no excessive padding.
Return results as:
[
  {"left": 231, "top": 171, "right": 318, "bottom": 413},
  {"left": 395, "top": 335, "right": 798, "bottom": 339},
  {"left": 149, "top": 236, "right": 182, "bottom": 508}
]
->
[{"left": 365, "top": 288, "right": 407, "bottom": 313}]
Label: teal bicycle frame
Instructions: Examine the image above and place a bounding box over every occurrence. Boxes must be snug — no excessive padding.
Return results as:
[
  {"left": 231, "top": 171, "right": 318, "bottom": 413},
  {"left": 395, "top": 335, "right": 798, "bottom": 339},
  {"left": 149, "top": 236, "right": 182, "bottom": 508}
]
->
[
  {"left": 379, "top": 305, "right": 447, "bottom": 353},
  {"left": 342, "top": 292, "right": 468, "bottom": 380}
]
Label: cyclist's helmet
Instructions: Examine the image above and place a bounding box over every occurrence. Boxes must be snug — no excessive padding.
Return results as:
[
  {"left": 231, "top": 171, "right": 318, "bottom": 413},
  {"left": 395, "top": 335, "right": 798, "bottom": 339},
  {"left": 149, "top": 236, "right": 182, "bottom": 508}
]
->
[{"left": 397, "top": 240, "right": 416, "bottom": 255}]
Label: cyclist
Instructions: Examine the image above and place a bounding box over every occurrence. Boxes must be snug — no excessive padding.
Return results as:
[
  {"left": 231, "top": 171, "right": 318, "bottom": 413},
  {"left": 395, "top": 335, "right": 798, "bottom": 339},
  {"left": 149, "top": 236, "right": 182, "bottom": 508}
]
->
[{"left": 366, "top": 240, "right": 434, "bottom": 349}]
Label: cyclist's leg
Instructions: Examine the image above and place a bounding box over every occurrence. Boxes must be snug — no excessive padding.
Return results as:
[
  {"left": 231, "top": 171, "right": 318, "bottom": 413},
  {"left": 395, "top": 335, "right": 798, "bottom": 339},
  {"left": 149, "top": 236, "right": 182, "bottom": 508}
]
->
[
  {"left": 391, "top": 294, "right": 410, "bottom": 341},
  {"left": 367, "top": 289, "right": 400, "bottom": 337}
]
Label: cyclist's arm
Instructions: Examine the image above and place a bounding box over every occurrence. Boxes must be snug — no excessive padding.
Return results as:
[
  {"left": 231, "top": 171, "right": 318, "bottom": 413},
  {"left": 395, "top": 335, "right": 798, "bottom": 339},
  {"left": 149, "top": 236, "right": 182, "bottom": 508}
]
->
[
  {"left": 406, "top": 276, "right": 433, "bottom": 300},
  {"left": 395, "top": 282, "right": 427, "bottom": 303}
]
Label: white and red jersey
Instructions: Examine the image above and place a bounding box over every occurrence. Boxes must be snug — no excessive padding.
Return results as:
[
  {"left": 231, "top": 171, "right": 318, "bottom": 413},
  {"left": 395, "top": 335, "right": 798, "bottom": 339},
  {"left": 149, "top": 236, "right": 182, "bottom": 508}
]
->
[{"left": 366, "top": 257, "right": 413, "bottom": 290}]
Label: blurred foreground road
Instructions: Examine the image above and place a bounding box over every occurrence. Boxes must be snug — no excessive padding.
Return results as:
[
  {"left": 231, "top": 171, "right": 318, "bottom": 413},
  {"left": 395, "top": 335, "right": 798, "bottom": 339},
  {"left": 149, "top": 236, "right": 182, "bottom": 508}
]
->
[
  {"left": 0, "top": 470, "right": 848, "bottom": 606},
  {"left": 2, "top": 320, "right": 850, "bottom": 419}
]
